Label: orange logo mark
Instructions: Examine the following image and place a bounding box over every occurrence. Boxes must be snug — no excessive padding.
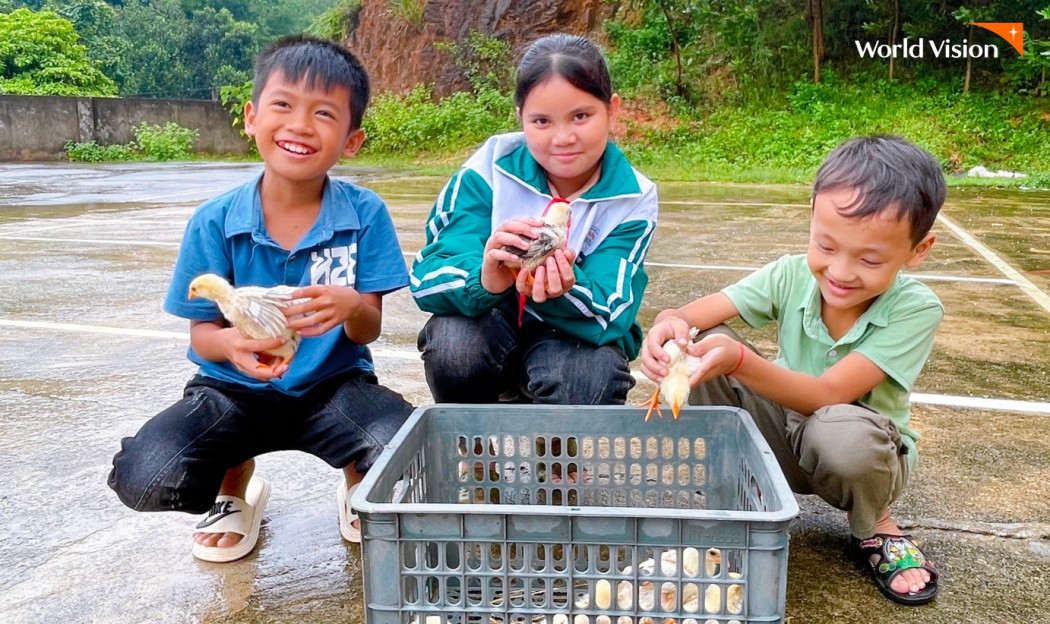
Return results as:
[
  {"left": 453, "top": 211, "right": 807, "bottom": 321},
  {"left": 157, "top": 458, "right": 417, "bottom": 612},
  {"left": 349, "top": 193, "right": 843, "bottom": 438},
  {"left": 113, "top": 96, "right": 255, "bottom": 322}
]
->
[{"left": 970, "top": 23, "right": 1024, "bottom": 55}]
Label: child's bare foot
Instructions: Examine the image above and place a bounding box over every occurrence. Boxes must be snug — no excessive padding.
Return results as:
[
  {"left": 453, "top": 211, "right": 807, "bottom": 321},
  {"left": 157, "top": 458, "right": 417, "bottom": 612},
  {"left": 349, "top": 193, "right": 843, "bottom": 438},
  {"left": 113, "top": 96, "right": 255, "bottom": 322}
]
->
[
  {"left": 191, "top": 469, "right": 270, "bottom": 563},
  {"left": 870, "top": 515, "right": 932, "bottom": 595},
  {"left": 194, "top": 460, "right": 254, "bottom": 549},
  {"left": 338, "top": 465, "right": 363, "bottom": 543},
  {"left": 850, "top": 510, "right": 938, "bottom": 605}
]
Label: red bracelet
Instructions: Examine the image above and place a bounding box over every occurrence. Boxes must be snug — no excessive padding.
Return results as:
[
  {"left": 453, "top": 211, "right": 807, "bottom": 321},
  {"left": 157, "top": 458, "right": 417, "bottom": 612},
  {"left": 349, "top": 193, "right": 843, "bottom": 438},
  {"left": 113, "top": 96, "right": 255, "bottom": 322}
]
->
[{"left": 727, "top": 341, "right": 746, "bottom": 376}]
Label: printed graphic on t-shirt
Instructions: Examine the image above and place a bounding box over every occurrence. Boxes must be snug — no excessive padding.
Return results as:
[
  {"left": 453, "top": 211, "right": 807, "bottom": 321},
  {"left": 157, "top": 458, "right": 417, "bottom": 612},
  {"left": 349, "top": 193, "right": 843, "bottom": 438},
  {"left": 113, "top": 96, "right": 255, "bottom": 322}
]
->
[{"left": 310, "top": 244, "right": 357, "bottom": 287}]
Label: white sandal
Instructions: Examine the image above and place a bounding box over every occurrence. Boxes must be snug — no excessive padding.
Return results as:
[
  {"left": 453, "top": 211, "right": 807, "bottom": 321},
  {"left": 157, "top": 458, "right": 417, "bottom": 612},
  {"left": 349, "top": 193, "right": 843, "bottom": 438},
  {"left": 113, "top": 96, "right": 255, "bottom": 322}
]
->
[
  {"left": 337, "top": 482, "right": 361, "bottom": 543},
  {"left": 192, "top": 477, "right": 271, "bottom": 563}
]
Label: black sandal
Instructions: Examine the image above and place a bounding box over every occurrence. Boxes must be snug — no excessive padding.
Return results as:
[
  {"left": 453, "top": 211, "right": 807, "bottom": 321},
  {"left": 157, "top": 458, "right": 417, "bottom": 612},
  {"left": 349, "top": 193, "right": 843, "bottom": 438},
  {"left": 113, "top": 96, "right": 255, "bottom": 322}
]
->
[{"left": 850, "top": 534, "right": 939, "bottom": 605}]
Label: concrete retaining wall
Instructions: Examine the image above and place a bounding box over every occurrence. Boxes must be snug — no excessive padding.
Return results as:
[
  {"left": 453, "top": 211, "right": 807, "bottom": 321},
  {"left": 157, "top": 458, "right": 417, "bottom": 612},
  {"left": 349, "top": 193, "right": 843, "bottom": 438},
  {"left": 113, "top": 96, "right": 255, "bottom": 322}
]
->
[{"left": 0, "top": 95, "right": 250, "bottom": 161}]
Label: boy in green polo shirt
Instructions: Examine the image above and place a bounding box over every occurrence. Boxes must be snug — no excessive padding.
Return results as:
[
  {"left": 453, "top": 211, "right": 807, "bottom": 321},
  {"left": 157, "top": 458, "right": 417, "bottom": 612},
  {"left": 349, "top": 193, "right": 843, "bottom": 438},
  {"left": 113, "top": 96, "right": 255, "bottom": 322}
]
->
[{"left": 640, "top": 135, "right": 944, "bottom": 606}]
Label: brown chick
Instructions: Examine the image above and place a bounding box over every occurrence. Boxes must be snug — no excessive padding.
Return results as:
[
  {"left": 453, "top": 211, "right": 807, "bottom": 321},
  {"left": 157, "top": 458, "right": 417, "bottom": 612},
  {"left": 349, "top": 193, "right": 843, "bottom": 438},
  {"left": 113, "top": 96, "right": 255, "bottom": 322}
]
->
[{"left": 502, "top": 199, "right": 572, "bottom": 326}]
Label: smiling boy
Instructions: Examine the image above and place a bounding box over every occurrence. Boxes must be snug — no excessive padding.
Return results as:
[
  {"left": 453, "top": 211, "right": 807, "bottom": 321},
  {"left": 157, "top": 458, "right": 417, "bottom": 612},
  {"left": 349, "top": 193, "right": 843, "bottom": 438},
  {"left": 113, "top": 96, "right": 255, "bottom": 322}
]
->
[
  {"left": 109, "top": 36, "right": 413, "bottom": 561},
  {"left": 641, "top": 135, "right": 945, "bottom": 605}
]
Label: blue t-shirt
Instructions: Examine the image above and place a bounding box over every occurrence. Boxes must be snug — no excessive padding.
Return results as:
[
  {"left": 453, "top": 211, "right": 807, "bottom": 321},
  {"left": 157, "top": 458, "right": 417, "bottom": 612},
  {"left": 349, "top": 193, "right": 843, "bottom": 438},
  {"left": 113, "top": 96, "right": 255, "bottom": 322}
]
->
[{"left": 164, "top": 173, "right": 409, "bottom": 396}]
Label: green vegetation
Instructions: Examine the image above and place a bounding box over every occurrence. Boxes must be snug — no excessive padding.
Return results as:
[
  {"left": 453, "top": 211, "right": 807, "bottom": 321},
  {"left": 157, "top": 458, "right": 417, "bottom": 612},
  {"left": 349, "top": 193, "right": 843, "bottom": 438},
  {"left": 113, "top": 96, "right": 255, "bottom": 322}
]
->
[
  {"left": 0, "top": 7, "right": 115, "bottom": 95},
  {"left": 387, "top": 0, "right": 426, "bottom": 27},
  {"left": 620, "top": 71, "right": 1050, "bottom": 183},
  {"left": 63, "top": 140, "right": 134, "bottom": 162},
  {"left": 1, "top": 0, "right": 341, "bottom": 98},
  {"left": 351, "top": 2, "right": 1050, "bottom": 185},
  {"left": 308, "top": 0, "right": 362, "bottom": 41},
  {"left": 134, "top": 121, "right": 199, "bottom": 160},
  {"left": 8, "top": 0, "right": 1046, "bottom": 185},
  {"left": 65, "top": 121, "right": 198, "bottom": 162}
]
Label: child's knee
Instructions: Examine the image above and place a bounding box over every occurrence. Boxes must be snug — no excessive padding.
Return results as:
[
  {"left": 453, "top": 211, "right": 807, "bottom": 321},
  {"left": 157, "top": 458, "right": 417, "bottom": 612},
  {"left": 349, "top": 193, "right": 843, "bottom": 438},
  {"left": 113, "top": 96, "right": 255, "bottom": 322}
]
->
[
  {"left": 530, "top": 348, "right": 633, "bottom": 404},
  {"left": 805, "top": 406, "right": 901, "bottom": 481},
  {"left": 108, "top": 438, "right": 213, "bottom": 514},
  {"left": 108, "top": 439, "right": 168, "bottom": 512}
]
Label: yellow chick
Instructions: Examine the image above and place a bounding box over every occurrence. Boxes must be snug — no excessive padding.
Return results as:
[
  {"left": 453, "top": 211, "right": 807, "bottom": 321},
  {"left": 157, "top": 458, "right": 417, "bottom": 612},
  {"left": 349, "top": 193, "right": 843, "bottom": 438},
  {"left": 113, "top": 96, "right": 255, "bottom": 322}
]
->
[
  {"left": 644, "top": 327, "right": 701, "bottom": 421},
  {"left": 187, "top": 273, "right": 307, "bottom": 370}
]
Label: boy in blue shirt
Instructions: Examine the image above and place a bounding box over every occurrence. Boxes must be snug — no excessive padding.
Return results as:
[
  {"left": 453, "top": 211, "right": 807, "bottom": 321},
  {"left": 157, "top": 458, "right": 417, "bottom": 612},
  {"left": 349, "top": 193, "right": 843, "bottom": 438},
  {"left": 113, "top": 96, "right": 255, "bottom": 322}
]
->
[
  {"left": 108, "top": 36, "right": 413, "bottom": 561},
  {"left": 642, "top": 136, "right": 944, "bottom": 605}
]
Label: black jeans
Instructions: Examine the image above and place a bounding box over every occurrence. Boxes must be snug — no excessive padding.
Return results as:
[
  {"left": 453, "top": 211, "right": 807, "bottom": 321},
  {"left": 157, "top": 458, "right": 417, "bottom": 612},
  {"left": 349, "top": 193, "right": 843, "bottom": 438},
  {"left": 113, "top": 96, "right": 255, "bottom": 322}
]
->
[
  {"left": 108, "top": 372, "right": 413, "bottom": 514},
  {"left": 417, "top": 306, "right": 635, "bottom": 405}
]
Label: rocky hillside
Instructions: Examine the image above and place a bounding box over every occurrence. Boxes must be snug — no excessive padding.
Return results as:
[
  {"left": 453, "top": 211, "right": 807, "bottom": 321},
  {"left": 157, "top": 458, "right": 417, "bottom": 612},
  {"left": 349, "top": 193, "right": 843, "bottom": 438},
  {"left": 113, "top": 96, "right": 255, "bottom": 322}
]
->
[{"left": 347, "top": 0, "right": 619, "bottom": 95}]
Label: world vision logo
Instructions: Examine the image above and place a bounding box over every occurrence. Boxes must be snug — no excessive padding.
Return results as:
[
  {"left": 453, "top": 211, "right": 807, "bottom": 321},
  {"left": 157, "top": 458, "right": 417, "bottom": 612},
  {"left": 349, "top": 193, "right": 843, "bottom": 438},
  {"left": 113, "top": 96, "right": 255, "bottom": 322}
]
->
[
  {"left": 855, "top": 22, "right": 1024, "bottom": 59},
  {"left": 971, "top": 23, "right": 1024, "bottom": 55}
]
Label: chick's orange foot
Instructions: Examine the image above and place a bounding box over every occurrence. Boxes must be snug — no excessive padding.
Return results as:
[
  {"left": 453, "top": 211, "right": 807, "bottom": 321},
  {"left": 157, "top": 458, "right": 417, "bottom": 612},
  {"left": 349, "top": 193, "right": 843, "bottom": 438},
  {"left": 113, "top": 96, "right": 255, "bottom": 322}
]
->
[{"left": 641, "top": 389, "right": 664, "bottom": 422}]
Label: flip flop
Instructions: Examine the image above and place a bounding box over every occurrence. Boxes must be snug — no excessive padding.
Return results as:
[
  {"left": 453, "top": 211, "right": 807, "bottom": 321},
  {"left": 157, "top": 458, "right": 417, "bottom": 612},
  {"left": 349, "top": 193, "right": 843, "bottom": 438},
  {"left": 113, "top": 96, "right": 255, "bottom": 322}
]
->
[
  {"left": 850, "top": 533, "right": 939, "bottom": 605},
  {"left": 192, "top": 477, "right": 271, "bottom": 563},
  {"left": 337, "top": 482, "right": 361, "bottom": 543}
]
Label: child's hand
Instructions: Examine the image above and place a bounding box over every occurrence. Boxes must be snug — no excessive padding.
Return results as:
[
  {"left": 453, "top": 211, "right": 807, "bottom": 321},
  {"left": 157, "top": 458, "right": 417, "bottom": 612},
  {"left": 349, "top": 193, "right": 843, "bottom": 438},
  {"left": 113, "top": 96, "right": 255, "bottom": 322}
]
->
[
  {"left": 689, "top": 334, "right": 745, "bottom": 385},
  {"left": 640, "top": 317, "right": 693, "bottom": 383},
  {"left": 481, "top": 218, "right": 545, "bottom": 293},
  {"left": 282, "top": 284, "right": 361, "bottom": 337},
  {"left": 516, "top": 248, "right": 576, "bottom": 302},
  {"left": 218, "top": 328, "right": 292, "bottom": 380}
]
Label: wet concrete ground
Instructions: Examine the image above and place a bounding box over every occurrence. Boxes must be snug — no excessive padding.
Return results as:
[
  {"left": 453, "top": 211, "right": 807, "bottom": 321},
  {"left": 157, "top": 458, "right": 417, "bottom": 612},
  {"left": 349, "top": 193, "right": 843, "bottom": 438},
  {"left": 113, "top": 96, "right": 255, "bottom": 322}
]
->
[{"left": 0, "top": 162, "right": 1048, "bottom": 623}]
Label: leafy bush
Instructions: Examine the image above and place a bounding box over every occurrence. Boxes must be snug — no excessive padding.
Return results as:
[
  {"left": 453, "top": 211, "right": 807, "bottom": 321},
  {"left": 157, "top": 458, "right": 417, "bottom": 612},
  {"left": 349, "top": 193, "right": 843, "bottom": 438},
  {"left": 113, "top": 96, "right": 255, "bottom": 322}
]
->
[
  {"left": 64, "top": 122, "right": 199, "bottom": 162},
  {"left": 134, "top": 122, "right": 198, "bottom": 161},
  {"left": 219, "top": 79, "right": 257, "bottom": 154},
  {"left": 363, "top": 84, "right": 515, "bottom": 155},
  {"left": 64, "top": 140, "right": 135, "bottom": 163}
]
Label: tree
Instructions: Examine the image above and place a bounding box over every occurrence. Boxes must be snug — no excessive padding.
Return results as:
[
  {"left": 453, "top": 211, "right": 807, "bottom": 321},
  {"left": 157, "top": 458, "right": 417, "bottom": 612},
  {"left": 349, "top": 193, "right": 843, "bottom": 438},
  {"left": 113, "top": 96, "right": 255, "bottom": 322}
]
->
[
  {"left": 115, "top": 0, "right": 190, "bottom": 97},
  {"left": 0, "top": 7, "right": 116, "bottom": 95},
  {"left": 183, "top": 6, "right": 258, "bottom": 98},
  {"left": 952, "top": 4, "right": 994, "bottom": 93},
  {"left": 1029, "top": 6, "right": 1050, "bottom": 95},
  {"left": 809, "top": 0, "right": 824, "bottom": 82},
  {"left": 49, "top": 0, "right": 130, "bottom": 90}
]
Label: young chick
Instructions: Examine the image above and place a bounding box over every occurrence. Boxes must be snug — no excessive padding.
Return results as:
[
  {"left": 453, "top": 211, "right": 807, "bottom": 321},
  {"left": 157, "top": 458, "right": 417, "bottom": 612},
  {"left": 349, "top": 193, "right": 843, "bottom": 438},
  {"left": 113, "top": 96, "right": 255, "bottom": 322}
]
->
[
  {"left": 643, "top": 327, "right": 701, "bottom": 422},
  {"left": 502, "top": 199, "right": 572, "bottom": 326},
  {"left": 503, "top": 199, "right": 572, "bottom": 272},
  {"left": 187, "top": 273, "right": 308, "bottom": 370}
]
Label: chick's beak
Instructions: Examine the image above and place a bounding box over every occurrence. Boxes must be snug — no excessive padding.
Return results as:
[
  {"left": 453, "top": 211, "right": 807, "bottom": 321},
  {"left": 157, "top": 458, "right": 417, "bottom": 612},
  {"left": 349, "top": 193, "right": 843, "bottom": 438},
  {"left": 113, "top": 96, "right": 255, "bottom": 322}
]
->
[
  {"left": 671, "top": 399, "right": 683, "bottom": 420},
  {"left": 187, "top": 287, "right": 197, "bottom": 300}
]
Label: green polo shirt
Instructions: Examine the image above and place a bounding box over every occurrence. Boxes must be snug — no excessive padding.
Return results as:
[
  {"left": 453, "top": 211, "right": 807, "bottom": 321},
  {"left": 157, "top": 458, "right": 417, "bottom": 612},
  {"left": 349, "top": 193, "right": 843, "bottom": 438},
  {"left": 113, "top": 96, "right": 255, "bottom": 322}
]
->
[{"left": 723, "top": 254, "right": 943, "bottom": 465}]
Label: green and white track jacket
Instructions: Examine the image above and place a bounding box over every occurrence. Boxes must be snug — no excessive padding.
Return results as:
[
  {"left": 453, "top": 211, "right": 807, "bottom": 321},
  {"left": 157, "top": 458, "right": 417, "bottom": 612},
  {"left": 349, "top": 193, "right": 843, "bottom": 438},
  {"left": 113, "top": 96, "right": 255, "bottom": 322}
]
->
[{"left": 410, "top": 132, "right": 658, "bottom": 359}]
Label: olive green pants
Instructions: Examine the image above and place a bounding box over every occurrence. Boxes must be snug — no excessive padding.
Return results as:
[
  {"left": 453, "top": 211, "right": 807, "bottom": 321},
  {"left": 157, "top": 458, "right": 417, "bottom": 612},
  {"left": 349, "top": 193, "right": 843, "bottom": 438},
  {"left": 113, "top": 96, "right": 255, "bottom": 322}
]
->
[{"left": 688, "top": 327, "right": 910, "bottom": 538}]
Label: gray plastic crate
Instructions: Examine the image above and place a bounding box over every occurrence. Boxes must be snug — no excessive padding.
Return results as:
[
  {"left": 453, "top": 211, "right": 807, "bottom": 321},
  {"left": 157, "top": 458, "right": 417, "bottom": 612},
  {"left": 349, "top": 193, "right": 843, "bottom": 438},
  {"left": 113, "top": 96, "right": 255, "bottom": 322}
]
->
[{"left": 353, "top": 405, "right": 799, "bottom": 624}]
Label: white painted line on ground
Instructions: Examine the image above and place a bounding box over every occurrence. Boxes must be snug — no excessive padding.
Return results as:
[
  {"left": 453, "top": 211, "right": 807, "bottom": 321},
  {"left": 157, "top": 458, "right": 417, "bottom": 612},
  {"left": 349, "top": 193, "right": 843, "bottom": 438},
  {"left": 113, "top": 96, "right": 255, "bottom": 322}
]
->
[
  {"left": 938, "top": 213, "right": 1050, "bottom": 314},
  {"left": 659, "top": 200, "right": 808, "bottom": 208},
  {"left": 2, "top": 319, "right": 186, "bottom": 339},
  {"left": 5, "top": 318, "right": 1049, "bottom": 415},
  {"left": 0, "top": 235, "right": 179, "bottom": 247},
  {"left": 0, "top": 318, "right": 420, "bottom": 361},
  {"left": 911, "top": 393, "right": 1050, "bottom": 414}
]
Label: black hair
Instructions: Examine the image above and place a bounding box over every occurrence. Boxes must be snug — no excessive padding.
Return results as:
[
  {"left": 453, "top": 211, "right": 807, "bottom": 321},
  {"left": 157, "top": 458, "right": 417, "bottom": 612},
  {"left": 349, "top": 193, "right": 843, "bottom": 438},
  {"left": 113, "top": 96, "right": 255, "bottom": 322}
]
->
[
  {"left": 252, "top": 35, "right": 370, "bottom": 131},
  {"left": 813, "top": 135, "right": 946, "bottom": 245},
  {"left": 514, "top": 34, "right": 613, "bottom": 109}
]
